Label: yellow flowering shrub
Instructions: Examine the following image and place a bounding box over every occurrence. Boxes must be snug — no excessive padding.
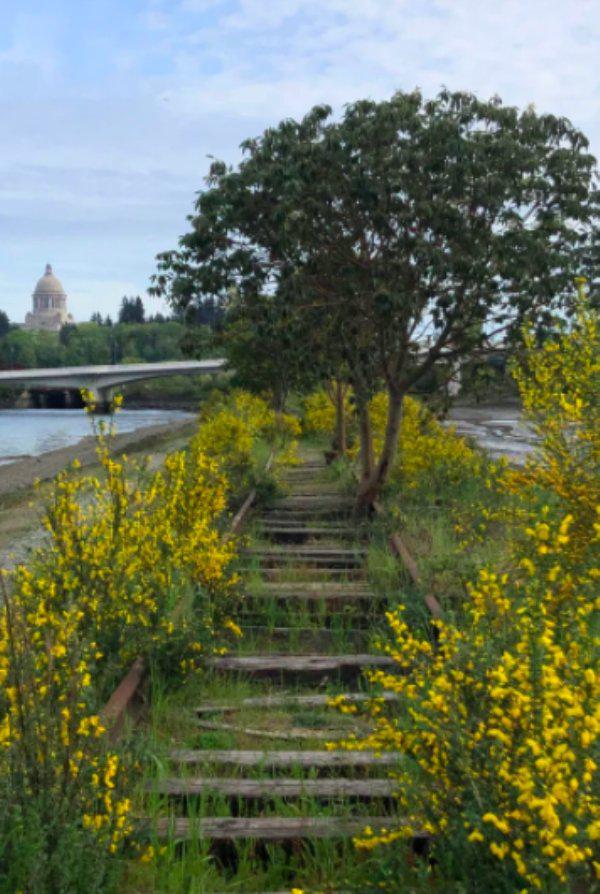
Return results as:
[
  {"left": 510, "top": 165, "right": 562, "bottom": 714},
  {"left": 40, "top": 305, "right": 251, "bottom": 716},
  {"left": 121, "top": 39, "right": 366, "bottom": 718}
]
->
[
  {"left": 302, "top": 388, "right": 337, "bottom": 436},
  {"left": 340, "top": 537, "right": 598, "bottom": 890},
  {"left": 195, "top": 389, "right": 300, "bottom": 485},
  {"left": 0, "top": 388, "right": 281, "bottom": 892},
  {"left": 302, "top": 385, "right": 482, "bottom": 499},
  {"left": 335, "top": 301, "right": 599, "bottom": 891},
  {"left": 0, "top": 554, "right": 135, "bottom": 890},
  {"left": 504, "top": 300, "right": 600, "bottom": 565},
  {"left": 368, "top": 393, "right": 484, "bottom": 497},
  {"left": 302, "top": 386, "right": 353, "bottom": 440}
]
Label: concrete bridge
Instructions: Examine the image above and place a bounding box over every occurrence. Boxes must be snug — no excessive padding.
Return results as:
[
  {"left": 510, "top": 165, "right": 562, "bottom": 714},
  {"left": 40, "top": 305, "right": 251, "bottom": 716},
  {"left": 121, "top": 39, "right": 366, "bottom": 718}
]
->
[{"left": 0, "top": 359, "right": 227, "bottom": 410}]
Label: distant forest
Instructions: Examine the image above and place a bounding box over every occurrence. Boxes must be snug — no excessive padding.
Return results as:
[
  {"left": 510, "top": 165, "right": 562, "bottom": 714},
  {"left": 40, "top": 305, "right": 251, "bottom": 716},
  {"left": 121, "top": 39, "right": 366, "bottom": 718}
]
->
[{"left": 0, "top": 296, "right": 221, "bottom": 370}]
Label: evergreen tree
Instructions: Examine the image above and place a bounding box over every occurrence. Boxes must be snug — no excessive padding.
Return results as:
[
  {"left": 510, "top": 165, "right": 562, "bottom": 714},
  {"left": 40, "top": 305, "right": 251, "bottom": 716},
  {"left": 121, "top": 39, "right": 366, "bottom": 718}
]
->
[{"left": 118, "top": 296, "right": 145, "bottom": 324}]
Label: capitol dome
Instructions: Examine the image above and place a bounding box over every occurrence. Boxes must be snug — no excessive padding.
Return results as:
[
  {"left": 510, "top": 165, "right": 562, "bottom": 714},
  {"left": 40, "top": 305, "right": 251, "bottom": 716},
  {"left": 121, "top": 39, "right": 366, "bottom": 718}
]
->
[
  {"left": 33, "top": 264, "right": 67, "bottom": 300},
  {"left": 25, "top": 263, "right": 74, "bottom": 332}
]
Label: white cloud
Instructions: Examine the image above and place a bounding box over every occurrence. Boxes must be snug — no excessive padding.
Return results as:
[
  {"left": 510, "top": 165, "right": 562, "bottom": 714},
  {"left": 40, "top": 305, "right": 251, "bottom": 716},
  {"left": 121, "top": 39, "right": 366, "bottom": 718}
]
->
[
  {"left": 0, "top": 0, "right": 598, "bottom": 321},
  {"left": 155, "top": 0, "right": 600, "bottom": 143}
]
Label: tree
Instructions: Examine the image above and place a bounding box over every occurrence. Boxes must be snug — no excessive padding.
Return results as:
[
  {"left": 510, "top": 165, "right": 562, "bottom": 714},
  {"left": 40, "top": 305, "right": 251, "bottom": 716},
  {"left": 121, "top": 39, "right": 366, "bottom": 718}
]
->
[
  {"left": 0, "top": 311, "right": 9, "bottom": 339},
  {"left": 59, "top": 323, "right": 78, "bottom": 347},
  {"left": 152, "top": 89, "right": 598, "bottom": 506},
  {"left": 0, "top": 329, "right": 37, "bottom": 368},
  {"left": 221, "top": 291, "right": 321, "bottom": 410},
  {"left": 90, "top": 312, "right": 104, "bottom": 325},
  {"left": 118, "top": 296, "right": 145, "bottom": 324}
]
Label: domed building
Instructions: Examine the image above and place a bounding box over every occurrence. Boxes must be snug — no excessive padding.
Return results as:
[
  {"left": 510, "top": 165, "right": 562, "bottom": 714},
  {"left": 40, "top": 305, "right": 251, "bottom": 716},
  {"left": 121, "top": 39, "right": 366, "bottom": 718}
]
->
[{"left": 25, "top": 263, "right": 74, "bottom": 331}]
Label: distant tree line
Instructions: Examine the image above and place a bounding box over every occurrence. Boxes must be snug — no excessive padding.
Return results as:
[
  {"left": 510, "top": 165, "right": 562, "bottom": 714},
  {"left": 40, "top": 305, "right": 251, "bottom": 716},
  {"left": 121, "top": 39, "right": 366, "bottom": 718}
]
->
[{"left": 0, "top": 295, "right": 216, "bottom": 370}]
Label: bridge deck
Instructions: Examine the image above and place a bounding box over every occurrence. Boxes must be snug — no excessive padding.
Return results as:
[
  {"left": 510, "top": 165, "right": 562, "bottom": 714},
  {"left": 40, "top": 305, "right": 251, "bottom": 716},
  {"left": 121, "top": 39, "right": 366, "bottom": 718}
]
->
[{"left": 0, "top": 358, "right": 226, "bottom": 383}]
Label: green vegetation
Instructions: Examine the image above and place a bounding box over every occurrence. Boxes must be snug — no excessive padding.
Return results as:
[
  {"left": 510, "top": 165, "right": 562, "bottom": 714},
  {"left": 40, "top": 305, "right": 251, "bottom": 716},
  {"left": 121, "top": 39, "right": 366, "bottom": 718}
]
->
[
  {"left": 0, "top": 320, "right": 203, "bottom": 369},
  {"left": 0, "top": 85, "right": 597, "bottom": 894},
  {"left": 0, "top": 391, "right": 298, "bottom": 893},
  {"left": 152, "top": 87, "right": 598, "bottom": 506}
]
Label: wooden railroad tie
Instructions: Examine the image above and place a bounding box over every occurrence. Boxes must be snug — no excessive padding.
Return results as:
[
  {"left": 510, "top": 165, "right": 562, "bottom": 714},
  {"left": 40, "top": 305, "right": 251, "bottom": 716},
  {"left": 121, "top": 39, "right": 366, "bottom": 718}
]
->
[
  {"left": 206, "top": 653, "right": 398, "bottom": 676},
  {"left": 168, "top": 749, "right": 403, "bottom": 768},
  {"left": 194, "top": 691, "right": 399, "bottom": 714},
  {"left": 146, "top": 815, "right": 400, "bottom": 841},
  {"left": 149, "top": 777, "right": 397, "bottom": 798}
]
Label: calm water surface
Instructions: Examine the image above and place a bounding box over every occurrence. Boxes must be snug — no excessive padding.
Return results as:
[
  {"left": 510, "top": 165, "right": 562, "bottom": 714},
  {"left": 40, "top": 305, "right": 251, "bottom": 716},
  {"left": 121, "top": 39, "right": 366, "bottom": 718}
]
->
[{"left": 0, "top": 409, "right": 194, "bottom": 465}]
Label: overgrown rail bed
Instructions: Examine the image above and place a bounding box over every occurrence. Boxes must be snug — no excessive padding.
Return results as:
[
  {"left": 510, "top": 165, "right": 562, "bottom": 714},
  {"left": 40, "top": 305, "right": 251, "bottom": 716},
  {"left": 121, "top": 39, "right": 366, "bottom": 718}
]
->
[
  {"left": 129, "top": 447, "right": 408, "bottom": 892},
  {"left": 1, "top": 309, "right": 598, "bottom": 894}
]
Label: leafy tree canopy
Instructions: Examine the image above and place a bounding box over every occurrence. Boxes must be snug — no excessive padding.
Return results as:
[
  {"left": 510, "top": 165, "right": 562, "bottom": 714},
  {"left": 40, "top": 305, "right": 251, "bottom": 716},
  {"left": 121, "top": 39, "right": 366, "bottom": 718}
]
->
[{"left": 152, "top": 88, "right": 599, "bottom": 504}]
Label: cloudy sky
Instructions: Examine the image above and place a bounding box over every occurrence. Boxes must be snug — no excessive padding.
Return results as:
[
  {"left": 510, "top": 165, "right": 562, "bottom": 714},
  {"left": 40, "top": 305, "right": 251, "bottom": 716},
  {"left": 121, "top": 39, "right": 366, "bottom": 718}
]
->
[{"left": 1, "top": 0, "right": 599, "bottom": 322}]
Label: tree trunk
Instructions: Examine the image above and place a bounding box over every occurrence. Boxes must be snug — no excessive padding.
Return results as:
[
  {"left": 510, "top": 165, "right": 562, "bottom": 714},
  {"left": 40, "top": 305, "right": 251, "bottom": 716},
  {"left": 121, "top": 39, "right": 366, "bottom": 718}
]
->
[
  {"left": 356, "top": 387, "right": 404, "bottom": 510},
  {"left": 272, "top": 385, "right": 288, "bottom": 414},
  {"left": 356, "top": 394, "right": 374, "bottom": 485},
  {"left": 333, "top": 380, "right": 347, "bottom": 457}
]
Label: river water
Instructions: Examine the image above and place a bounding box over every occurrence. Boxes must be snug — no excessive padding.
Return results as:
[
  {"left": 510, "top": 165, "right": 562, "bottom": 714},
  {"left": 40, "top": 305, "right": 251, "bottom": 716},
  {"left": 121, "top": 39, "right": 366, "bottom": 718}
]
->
[
  {"left": 0, "top": 405, "right": 535, "bottom": 468},
  {"left": 0, "top": 408, "right": 194, "bottom": 465}
]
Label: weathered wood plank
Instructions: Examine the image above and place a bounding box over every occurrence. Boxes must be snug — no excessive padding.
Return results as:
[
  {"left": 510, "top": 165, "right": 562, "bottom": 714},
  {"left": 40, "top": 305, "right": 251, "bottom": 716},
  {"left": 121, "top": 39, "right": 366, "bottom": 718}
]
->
[
  {"left": 261, "top": 581, "right": 372, "bottom": 592},
  {"left": 207, "top": 654, "right": 396, "bottom": 674},
  {"left": 248, "top": 554, "right": 364, "bottom": 568},
  {"left": 372, "top": 500, "right": 443, "bottom": 620},
  {"left": 273, "top": 496, "right": 353, "bottom": 506},
  {"left": 169, "top": 749, "right": 403, "bottom": 768},
  {"left": 265, "top": 511, "right": 353, "bottom": 521},
  {"left": 247, "top": 584, "right": 375, "bottom": 602},
  {"left": 263, "top": 511, "right": 354, "bottom": 522},
  {"left": 248, "top": 546, "right": 366, "bottom": 556},
  {"left": 195, "top": 691, "right": 398, "bottom": 714},
  {"left": 150, "top": 777, "right": 396, "bottom": 798},
  {"left": 233, "top": 626, "right": 369, "bottom": 643},
  {"left": 250, "top": 559, "right": 364, "bottom": 570},
  {"left": 101, "top": 656, "right": 146, "bottom": 744},
  {"left": 194, "top": 718, "right": 335, "bottom": 740},
  {"left": 259, "top": 525, "right": 357, "bottom": 537},
  {"left": 283, "top": 488, "right": 342, "bottom": 496},
  {"left": 148, "top": 815, "right": 397, "bottom": 840},
  {"left": 256, "top": 568, "right": 365, "bottom": 579},
  {"left": 245, "top": 594, "right": 373, "bottom": 605}
]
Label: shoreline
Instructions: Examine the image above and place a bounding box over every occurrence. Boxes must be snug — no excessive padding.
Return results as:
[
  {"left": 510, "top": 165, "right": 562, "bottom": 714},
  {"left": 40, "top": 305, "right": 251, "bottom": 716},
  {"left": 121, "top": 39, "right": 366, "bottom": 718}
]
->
[{"left": 0, "top": 416, "right": 197, "bottom": 502}]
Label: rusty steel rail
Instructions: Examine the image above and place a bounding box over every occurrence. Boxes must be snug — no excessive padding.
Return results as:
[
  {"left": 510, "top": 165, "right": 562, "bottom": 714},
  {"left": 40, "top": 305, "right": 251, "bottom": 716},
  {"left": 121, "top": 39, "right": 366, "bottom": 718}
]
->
[
  {"left": 372, "top": 499, "right": 443, "bottom": 621},
  {"left": 101, "top": 452, "right": 275, "bottom": 741},
  {"left": 102, "top": 656, "right": 146, "bottom": 744}
]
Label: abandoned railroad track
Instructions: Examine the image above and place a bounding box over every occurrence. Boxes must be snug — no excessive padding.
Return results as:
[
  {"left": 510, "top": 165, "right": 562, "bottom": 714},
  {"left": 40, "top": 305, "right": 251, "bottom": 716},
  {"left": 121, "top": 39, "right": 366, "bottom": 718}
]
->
[{"left": 140, "top": 449, "right": 406, "bottom": 891}]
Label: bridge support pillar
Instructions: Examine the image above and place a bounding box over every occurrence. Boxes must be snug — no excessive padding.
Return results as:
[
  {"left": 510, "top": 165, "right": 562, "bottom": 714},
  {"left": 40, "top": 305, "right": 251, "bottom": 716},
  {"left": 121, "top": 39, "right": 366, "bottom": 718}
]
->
[
  {"left": 15, "top": 389, "right": 33, "bottom": 409},
  {"left": 83, "top": 386, "right": 115, "bottom": 414}
]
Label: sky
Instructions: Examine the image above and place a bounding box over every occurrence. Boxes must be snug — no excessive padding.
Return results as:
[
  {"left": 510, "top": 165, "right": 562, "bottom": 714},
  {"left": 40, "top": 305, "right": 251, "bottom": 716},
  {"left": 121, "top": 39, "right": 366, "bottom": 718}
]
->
[{"left": 0, "top": 0, "right": 599, "bottom": 323}]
